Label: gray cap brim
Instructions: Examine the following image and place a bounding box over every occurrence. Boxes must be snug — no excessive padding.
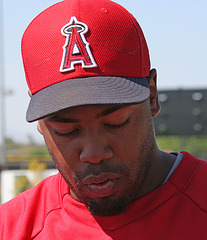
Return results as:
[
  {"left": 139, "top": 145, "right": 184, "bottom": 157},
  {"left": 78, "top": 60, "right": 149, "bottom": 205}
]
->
[{"left": 26, "top": 76, "right": 149, "bottom": 122}]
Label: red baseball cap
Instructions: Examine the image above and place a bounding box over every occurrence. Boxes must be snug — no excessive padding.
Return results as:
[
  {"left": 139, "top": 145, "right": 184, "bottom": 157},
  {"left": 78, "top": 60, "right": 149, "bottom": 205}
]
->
[{"left": 22, "top": 0, "right": 150, "bottom": 122}]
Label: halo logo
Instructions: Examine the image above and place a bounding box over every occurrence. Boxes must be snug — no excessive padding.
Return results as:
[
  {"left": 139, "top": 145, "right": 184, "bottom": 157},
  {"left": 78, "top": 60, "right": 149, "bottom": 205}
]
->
[{"left": 60, "top": 17, "right": 97, "bottom": 72}]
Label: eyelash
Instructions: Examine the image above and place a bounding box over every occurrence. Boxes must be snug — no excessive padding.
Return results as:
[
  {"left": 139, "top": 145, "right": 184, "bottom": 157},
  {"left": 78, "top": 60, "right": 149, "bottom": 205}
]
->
[
  {"left": 105, "top": 118, "right": 130, "bottom": 129},
  {"left": 52, "top": 118, "right": 130, "bottom": 137},
  {"left": 52, "top": 128, "right": 78, "bottom": 137}
]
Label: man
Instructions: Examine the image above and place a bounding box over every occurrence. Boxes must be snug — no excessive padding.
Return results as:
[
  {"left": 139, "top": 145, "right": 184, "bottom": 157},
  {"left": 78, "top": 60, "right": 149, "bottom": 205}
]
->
[{"left": 1, "top": 0, "right": 207, "bottom": 239}]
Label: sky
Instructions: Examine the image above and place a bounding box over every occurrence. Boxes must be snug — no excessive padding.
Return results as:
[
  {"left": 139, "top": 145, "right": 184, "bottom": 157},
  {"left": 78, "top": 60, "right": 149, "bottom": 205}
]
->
[{"left": 1, "top": 0, "right": 207, "bottom": 144}]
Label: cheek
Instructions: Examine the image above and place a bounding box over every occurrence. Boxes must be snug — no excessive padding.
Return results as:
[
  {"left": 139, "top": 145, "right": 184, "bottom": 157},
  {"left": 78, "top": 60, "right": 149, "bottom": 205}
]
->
[
  {"left": 44, "top": 136, "right": 80, "bottom": 188},
  {"left": 113, "top": 118, "right": 153, "bottom": 169},
  {"left": 111, "top": 125, "right": 143, "bottom": 158},
  {"left": 44, "top": 132, "right": 80, "bottom": 172}
]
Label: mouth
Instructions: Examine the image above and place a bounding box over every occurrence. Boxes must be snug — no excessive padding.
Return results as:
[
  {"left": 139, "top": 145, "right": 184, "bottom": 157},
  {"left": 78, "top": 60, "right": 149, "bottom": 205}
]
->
[{"left": 83, "top": 173, "right": 120, "bottom": 198}]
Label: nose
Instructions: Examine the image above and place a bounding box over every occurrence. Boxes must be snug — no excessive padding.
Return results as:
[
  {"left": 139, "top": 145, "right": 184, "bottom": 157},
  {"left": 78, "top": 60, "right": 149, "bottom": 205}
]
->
[{"left": 79, "top": 134, "right": 113, "bottom": 164}]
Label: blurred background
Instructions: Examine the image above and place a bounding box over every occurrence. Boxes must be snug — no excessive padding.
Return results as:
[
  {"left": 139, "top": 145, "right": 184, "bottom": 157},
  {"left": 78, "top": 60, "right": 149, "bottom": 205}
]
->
[{"left": 0, "top": 0, "right": 207, "bottom": 203}]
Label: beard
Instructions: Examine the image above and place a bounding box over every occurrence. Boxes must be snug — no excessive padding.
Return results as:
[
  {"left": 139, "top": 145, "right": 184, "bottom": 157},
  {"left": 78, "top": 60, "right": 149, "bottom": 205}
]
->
[
  {"left": 46, "top": 107, "right": 156, "bottom": 217},
  {"left": 48, "top": 141, "right": 154, "bottom": 217},
  {"left": 87, "top": 195, "right": 128, "bottom": 217},
  {"left": 84, "top": 145, "right": 153, "bottom": 216}
]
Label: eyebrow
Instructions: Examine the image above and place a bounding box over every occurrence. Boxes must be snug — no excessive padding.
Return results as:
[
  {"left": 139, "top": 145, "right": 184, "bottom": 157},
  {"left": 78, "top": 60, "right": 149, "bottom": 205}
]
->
[
  {"left": 96, "top": 105, "right": 127, "bottom": 118},
  {"left": 46, "top": 105, "right": 127, "bottom": 123},
  {"left": 46, "top": 115, "right": 80, "bottom": 123}
]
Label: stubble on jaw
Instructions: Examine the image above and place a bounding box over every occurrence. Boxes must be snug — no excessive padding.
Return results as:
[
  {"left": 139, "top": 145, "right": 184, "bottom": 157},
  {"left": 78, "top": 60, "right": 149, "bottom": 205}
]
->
[
  {"left": 45, "top": 103, "right": 157, "bottom": 216},
  {"left": 47, "top": 131, "right": 155, "bottom": 217}
]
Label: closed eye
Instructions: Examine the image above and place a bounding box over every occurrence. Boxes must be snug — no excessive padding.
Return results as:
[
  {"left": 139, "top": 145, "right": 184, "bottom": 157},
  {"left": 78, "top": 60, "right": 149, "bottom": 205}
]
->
[
  {"left": 51, "top": 127, "right": 79, "bottom": 137},
  {"left": 105, "top": 118, "right": 130, "bottom": 129}
]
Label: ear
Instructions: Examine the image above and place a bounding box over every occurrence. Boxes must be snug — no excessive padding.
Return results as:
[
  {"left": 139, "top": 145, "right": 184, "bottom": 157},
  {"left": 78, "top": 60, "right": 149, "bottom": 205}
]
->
[
  {"left": 37, "top": 121, "right": 43, "bottom": 135},
  {"left": 148, "top": 69, "right": 160, "bottom": 117},
  {"left": 28, "top": 90, "right": 32, "bottom": 98}
]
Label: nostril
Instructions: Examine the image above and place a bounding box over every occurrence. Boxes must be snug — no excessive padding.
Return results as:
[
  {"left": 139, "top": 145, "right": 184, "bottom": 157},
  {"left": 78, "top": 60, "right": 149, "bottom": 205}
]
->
[{"left": 80, "top": 145, "right": 113, "bottom": 163}]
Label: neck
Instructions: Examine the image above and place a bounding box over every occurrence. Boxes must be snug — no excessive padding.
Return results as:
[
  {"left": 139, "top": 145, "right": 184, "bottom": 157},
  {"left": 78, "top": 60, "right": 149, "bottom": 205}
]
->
[{"left": 137, "top": 148, "right": 176, "bottom": 199}]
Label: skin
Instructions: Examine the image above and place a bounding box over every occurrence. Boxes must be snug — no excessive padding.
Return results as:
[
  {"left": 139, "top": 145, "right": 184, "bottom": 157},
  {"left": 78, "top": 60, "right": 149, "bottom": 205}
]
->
[{"left": 36, "top": 69, "right": 176, "bottom": 216}]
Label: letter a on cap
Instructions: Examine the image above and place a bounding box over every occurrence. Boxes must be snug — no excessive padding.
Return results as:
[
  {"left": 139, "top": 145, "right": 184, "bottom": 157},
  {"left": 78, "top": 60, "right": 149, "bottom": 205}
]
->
[{"left": 60, "top": 16, "right": 97, "bottom": 72}]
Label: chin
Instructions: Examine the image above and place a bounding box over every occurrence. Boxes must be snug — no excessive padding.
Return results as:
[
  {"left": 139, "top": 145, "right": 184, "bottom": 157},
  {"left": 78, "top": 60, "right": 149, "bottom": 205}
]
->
[{"left": 86, "top": 196, "right": 128, "bottom": 217}]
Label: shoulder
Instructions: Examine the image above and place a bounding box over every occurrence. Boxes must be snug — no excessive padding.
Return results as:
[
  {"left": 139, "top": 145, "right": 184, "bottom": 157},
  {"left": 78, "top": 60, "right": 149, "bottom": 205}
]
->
[
  {"left": 0, "top": 173, "right": 62, "bottom": 238},
  {"left": 1, "top": 172, "right": 61, "bottom": 209},
  {"left": 169, "top": 152, "right": 207, "bottom": 212}
]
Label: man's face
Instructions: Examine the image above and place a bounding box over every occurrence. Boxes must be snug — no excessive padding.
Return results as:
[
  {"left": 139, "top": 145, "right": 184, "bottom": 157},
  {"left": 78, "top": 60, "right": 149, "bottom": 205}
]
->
[{"left": 38, "top": 102, "right": 157, "bottom": 216}]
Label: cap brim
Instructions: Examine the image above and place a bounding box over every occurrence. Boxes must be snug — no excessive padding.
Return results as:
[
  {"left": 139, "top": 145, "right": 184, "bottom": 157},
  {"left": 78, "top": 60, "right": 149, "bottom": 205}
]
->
[{"left": 26, "top": 76, "right": 150, "bottom": 122}]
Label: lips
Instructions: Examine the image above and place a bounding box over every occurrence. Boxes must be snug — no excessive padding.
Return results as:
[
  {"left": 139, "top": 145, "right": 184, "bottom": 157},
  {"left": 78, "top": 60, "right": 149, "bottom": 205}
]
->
[{"left": 83, "top": 173, "right": 120, "bottom": 198}]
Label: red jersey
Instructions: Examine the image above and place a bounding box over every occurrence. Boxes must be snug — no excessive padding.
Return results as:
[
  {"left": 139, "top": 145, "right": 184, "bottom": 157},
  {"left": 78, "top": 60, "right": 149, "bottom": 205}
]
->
[{"left": 1, "top": 152, "right": 207, "bottom": 239}]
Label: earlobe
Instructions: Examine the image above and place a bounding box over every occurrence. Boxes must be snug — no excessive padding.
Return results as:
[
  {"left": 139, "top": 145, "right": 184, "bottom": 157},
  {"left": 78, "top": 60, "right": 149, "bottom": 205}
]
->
[{"left": 148, "top": 69, "right": 160, "bottom": 117}]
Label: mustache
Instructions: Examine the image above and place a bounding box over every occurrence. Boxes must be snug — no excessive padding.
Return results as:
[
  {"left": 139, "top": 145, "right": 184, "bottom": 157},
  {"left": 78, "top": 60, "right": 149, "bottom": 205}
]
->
[{"left": 76, "top": 161, "right": 130, "bottom": 181}]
